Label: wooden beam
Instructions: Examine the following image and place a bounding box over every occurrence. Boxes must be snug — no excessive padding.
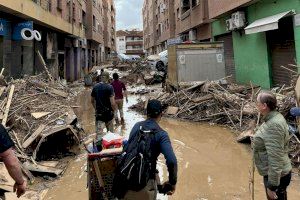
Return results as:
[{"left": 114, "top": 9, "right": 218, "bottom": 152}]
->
[
  {"left": 2, "top": 85, "right": 15, "bottom": 126},
  {"left": 22, "top": 124, "right": 46, "bottom": 149},
  {"left": 36, "top": 50, "right": 54, "bottom": 82},
  {"left": 22, "top": 162, "right": 63, "bottom": 176}
]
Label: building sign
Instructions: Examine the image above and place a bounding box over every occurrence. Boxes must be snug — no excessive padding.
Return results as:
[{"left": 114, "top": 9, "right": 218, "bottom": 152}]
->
[
  {"left": 13, "top": 21, "right": 33, "bottom": 40},
  {"left": 0, "top": 19, "right": 9, "bottom": 36},
  {"left": 167, "top": 37, "right": 182, "bottom": 46}
]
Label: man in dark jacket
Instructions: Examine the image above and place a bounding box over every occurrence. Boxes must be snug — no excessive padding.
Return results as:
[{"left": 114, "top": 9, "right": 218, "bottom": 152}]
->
[
  {"left": 91, "top": 71, "right": 117, "bottom": 138},
  {"left": 123, "top": 99, "right": 177, "bottom": 200},
  {"left": 0, "top": 124, "right": 26, "bottom": 198}
]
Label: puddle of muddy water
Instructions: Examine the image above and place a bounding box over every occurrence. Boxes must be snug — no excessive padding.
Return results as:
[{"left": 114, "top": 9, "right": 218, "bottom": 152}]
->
[{"left": 45, "top": 89, "right": 300, "bottom": 200}]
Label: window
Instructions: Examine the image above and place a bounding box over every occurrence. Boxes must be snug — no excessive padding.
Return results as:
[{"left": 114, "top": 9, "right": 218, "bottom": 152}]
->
[
  {"left": 57, "top": 0, "right": 62, "bottom": 10},
  {"left": 72, "top": 3, "right": 76, "bottom": 21},
  {"left": 192, "top": 0, "right": 200, "bottom": 7},
  {"left": 82, "top": 10, "right": 86, "bottom": 27},
  {"left": 93, "top": 15, "right": 96, "bottom": 31},
  {"left": 181, "top": 0, "right": 190, "bottom": 14}
]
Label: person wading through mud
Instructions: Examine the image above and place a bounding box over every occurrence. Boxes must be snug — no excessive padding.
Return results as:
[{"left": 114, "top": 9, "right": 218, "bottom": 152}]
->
[
  {"left": 111, "top": 73, "right": 128, "bottom": 125},
  {"left": 113, "top": 99, "right": 177, "bottom": 200},
  {"left": 0, "top": 124, "right": 26, "bottom": 198},
  {"left": 91, "top": 71, "right": 117, "bottom": 139},
  {"left": 253, "top": 91, "right": 292, "bottom": 200}
]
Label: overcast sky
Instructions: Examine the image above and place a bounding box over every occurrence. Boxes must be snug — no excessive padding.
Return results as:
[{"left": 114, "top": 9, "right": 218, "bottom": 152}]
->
[{"left": 115, "top": 0, "right": 143, "bottom": 31}]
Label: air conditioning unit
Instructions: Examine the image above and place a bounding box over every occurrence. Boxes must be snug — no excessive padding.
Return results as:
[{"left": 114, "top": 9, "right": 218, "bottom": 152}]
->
[
  {"left": 226, "top": 19, "right": 234, "bottom": 31},
  {"left": 232, "top": 11, "right": 246, "bottom": 29}
]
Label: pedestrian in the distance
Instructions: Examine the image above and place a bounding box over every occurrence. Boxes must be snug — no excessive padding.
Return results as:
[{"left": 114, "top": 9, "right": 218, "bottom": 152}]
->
[
  {"left": 253, "top": 91, "right": 292, "bottom": 200},
  {"left": 91, "top": 71, "right": 117, "bottom": 138},
  {"left": 0, "top": 124, "right": 26, "bottom": 198},
  {"left": 111, "top": 72, "right": 128, "bottom": 125}
]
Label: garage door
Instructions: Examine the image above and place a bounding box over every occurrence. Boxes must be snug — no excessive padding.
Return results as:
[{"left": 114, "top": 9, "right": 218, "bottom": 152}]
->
[
  {"left": 267, "top": 17, "right": 296, "bottom": 86},
  {"left": 216, "top": 33, "right": 236, "bottom": 82}
]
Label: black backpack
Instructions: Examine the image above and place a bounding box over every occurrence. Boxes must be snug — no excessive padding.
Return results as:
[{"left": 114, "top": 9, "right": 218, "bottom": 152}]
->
[{"left": 112, "top": 125, "right": 156, "bottom": 198}]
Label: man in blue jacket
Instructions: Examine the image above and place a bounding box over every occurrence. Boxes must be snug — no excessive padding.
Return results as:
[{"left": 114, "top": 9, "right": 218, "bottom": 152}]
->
[{"left": 123, "top": 99, "right": 178, "bottom": 200}]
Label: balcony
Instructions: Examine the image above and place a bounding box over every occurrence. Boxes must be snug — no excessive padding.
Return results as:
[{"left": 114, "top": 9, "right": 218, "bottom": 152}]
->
[
  {"left": 126, "top": 49, "right": 144, "bottom": 55},
  {"left": 0, "top": 0, "right": 84, "bottom": 38}
]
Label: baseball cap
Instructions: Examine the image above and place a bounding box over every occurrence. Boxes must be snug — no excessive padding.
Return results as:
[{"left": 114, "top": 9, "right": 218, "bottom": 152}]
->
[{"left": 147, "top": 99, "right": 163, "bottom": 117}]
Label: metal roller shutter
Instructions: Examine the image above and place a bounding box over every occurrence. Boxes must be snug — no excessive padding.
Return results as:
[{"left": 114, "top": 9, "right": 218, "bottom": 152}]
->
[
  {"left": 267, "top": 17, "right": 296, "bottom": 86},
  {"left": 216, "top": 33, "right": 236, "bottom": 82}
]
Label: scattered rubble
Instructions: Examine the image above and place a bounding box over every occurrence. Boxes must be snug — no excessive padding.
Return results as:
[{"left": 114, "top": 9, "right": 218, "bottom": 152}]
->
[
  {"left": 129, "top": 78, "right": 300, "bottom": 169},
  {"left": 0, "top": 73, "right": 84, "bottom": 196}
]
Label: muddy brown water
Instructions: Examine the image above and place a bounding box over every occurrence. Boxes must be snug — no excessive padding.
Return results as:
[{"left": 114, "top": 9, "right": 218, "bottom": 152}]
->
[{"left": 45, "top": 89, "right": 300, "bottom": 200}]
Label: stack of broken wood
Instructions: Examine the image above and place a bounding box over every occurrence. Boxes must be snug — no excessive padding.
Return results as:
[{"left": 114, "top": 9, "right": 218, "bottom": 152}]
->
[
  {"left": 129, "top": 81, "right": 293, "bottom": 132},
  {"left": 130, "top": 79, "right": 300, "bottom": 168},
  {"left": 0, "top": 73, "right": 82, "bottom": 194}
]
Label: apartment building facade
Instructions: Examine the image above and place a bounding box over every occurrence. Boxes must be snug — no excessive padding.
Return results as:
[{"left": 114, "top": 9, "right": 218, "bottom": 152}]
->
[
  {"left": 116, "top": 30, "right": 144, "bottom": 56},
  {"left": 143, "top": 0, "right": 210, "bottom": 55},
  {"left": 103, "top": 0, "right": 117, "bottom": 59},
  {"left": 209, "top": 0, "right": 300, "bottom": 88},
  {"left": 0, "top": 0, "right": 115, "bottom": 81}
]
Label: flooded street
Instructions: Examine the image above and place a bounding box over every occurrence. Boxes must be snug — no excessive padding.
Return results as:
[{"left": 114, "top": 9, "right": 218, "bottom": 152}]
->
[{"left": 45, "top": 89, "right": 300, "bottom": 200}]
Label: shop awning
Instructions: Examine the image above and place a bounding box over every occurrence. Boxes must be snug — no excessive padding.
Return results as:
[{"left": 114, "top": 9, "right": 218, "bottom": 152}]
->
[{"left": 245, "top": 10, "right": 296, "bottom": 35}]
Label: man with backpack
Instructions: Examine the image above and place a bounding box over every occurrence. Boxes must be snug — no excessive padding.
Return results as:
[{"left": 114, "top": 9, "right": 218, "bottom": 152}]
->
[
  {"left": 91, "top": 71, "right": 117, "bottom": 138},
  {"left": 113, "top": 99, "right": 177, "bottom": 199}
]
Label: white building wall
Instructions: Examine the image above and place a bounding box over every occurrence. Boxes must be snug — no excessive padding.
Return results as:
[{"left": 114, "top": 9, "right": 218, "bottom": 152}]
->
[{"left": 116, "top": 36, "right": 126, "bottom": 54}]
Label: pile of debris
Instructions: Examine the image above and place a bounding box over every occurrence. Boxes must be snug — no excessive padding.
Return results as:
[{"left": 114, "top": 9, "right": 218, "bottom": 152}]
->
[
  {"left": 132, "top": 80, "right": 295, "bottom": 130},
  {"left": 130, "top": 79, "right": 300, "bottom": 168},
  {"left": 0, "top": 73, "right": 83, "bottom": 195},
  {"left": 121, "top": 62, "right": 166, "bottom": 85}
]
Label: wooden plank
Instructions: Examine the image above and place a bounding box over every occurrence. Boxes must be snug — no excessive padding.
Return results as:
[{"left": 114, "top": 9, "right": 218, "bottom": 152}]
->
[
  {"left": 31, "top": 80, "right": 68, "bottom": 98},
  {"left": 166, "top": 106, "right": 179, "bottom": 115},
  {"left": 48, "top": 88, "right": 68, "bottom": 98},
  {"left": 237, "top": 129, "right": 254, "bottom": 143},
  {"left": 5, "top": 191, "right": 39, "bottom": 200},
  {"left": 0, "top": 67, "right": 4, "bottom": 76},
  {"left": 2, "top": 85, "right": 15, "bottom": 126},
  {"left": 65, "top": 109, "right": 77, "bottom": 124},
  {"left": 22, "top": 124, "right": 46, "bottom": 149},
  {"left": 31, "top": 112, "right": 51, "bottom": 119},
  {"left": 39, "top": 161, "right": 59, "bottom": 168},
  {"left": 36, "top": 50, "right": 54, "bottom": 82},
  {"left": 0, "top": 86, "right": 5, "bottom": 98},
  {"left": 93, "top": 161, "right": 109, "bottom": 200},
  {"left": 192, "top": 94, "right": 213, "bottom": 103},
  {"left": 22, "top": 162, "right": 63, "bottom": 176}
]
